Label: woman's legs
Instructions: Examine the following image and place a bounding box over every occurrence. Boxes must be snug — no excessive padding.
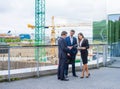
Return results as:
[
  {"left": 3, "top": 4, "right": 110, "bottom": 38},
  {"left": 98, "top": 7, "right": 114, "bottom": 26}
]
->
[
  {"left": 85, "top": 64, "right": 89, "bottom": 76},
  {"left": 81, "top": 52, "right": 89, "bottom": 77},
  {"left": 81, "top": 64, "right": 85, "bottom": 77}
]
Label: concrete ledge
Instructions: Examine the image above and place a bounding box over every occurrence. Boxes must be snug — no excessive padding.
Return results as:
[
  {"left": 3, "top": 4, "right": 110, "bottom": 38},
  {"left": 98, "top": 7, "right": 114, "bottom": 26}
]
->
[{"left": 0, "top": 59, "right": 114, "bottom": 82}]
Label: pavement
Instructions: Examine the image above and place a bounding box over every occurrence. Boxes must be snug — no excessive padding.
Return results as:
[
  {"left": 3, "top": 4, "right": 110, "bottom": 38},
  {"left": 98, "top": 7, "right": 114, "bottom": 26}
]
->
[{"left": 0, "top": 60, "right": 120, "bottom": 89}]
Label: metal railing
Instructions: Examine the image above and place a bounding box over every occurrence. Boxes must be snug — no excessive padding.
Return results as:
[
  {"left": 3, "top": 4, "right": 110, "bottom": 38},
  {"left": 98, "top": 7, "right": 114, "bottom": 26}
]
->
[{"left": 0, "top": 44, "right": 109, "bottom": 82}]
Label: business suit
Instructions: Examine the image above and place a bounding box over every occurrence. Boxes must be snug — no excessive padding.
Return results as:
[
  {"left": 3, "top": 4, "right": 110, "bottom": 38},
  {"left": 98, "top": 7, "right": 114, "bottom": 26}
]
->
[
  {"left": 65, "top": 36, "right": 78, "bottom": 76},
  {"left": 58, "top": 37, "right": 69, "bottom": 80},
  {"left": 79, "top": 38, "right": 89, "bottom": 64}
]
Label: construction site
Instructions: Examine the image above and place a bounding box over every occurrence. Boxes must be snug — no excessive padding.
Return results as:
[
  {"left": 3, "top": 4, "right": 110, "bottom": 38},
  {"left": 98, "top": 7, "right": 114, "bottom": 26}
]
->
[
  {"left": 0, "top": 0, "right": 96, "bottom": 70},
  {"left": 0, "top": 1, "right": 120, "bottom": 89},
  {"left": 0, "top": 0, "right": 119, "bottom": 79}
]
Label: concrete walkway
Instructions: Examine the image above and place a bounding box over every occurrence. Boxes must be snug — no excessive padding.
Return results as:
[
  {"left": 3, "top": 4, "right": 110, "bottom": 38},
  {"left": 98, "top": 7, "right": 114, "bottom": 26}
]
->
[{"left": 0, "top": 60, "right": 120, "bottom": 89}]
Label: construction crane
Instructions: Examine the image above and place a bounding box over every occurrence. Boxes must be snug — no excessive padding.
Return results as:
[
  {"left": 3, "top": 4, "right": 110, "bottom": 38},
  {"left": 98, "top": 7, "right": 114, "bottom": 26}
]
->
[
  {"left": 32, "top": 0, "right": 92, "bottom": 62},
  {"left": 28, "top": 16, "right": 92, "bottom": 45},
  {"left": 35, "top": 0, "right": 46, "bottom": 61},
  {"left": 50, "top": 16, "right": 56, "bottom": 45},
  {"left": 49, "top": 16, "right": 92, "bottom": 56},
  {"left": 28, "top": 19, "right": 92, "bottom": 46},
  {"left": 28, "top": 16, "right": 92, "bottom": 57},
  {"left": 49, "top": 16, "right": 92, "bottom": 45},
  {"left": 35, "top": 0, "right": 45, "bottom": 45}
]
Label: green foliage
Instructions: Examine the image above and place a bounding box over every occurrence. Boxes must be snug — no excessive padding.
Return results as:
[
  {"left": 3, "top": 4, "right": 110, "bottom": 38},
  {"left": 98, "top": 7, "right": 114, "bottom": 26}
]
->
[
  {"left": 108, "top": 20, "right": 120, "bottom": 44},
  {"left": 0, "top": 77, "right": 20, "bottom": 82},
  {"left": 5, "top": 38, "right": 21, "bottom": 43},
  {"left": 0, "top": 76, "right": 2, "bottom": 79},
  {"left": 10, "top": 78, "right": 20, "bottom": 81},
  {"left": 0, "top": 38, "right": 5, "bottom": 42},
  {"left": 0, "top": 76, "right": 3, "bottom": 82},
  {"left": 75, "top": 59, "right": 81, "bottom": 63},
  {"left": 15, "top": 38, "right": 21, "bottom": 42},
  {"left": 93, "top": 20, "right": 107, "bottom": 42}
]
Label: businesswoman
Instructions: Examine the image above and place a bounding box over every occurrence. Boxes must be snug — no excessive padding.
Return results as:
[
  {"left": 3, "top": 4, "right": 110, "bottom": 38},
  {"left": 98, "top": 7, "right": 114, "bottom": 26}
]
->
[{"left": 78, "top": 33, "right": 90, "bottom": 78}]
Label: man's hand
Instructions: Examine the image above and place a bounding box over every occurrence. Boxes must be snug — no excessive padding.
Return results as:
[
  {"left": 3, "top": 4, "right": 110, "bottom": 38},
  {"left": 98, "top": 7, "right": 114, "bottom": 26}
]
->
[
  {"left": 67, "top": 53, "right": 71, "bottom": 56},
  {"left": 68, "top": 46, "right": 73, "bottom": 50}
]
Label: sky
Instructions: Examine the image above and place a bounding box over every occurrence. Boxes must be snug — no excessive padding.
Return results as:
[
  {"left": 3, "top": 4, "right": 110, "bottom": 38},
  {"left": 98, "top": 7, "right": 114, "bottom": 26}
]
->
[
  {"left": 108, "top": 14, "right": 120, "bottom": 21},
  {"left": 0, "top": 0, "right": 120, "bottom": 35}
]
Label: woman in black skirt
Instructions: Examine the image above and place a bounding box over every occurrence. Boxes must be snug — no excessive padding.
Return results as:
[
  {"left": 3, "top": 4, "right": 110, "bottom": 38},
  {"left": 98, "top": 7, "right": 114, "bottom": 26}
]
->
[{"left": 78, "top": 33, "right": 90, "bottom": 78}]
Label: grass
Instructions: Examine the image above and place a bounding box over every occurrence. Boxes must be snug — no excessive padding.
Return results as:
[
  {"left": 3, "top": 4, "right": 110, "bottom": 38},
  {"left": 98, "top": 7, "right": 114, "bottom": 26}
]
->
[
  {"left": 0, "top": 76, "right": 3, "bottom": 79},
  {"left": 10, "top": 78, "right": 20, "bottom": 81}
]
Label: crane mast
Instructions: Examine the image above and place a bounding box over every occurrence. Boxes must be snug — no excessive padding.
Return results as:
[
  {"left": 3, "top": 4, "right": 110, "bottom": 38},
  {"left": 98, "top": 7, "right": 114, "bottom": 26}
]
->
[{"left": 35, "top": 0, "right": 46, "bottom": 61}]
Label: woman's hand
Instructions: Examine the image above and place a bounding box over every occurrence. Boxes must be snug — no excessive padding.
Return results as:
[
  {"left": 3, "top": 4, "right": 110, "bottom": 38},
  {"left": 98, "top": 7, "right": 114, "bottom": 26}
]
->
[
  {"left": 77, "top": 47, "right": 86, "bottom": 50},
  {"left": 81, "top": 47, "right": 86, "bottom": 50}
]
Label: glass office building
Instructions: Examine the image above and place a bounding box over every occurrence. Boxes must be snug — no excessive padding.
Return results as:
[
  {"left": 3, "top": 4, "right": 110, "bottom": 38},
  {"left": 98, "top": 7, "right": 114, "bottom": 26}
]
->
[
  {"left": 108, "top": 14, "right": 120, "bottom": 57},
  {"left": 93, "top": 0, "right": 107, "bottom": 44}
]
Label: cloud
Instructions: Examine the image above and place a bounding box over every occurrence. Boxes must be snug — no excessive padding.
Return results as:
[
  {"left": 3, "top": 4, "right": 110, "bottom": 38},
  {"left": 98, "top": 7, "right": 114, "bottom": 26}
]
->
[
  {"left": 93, "top": 0, "right": 107, "bottom": 21},
  {"left": 0, "top": 0, "right": 120, "bottom": 34},
  {"left": 0, "top": 0, "right": 34, "bottom": 34},
  {"left": 107, "top": 0, "right": 120, "bottom": 14},
  {"left": 46, "top": 0, "right": 94, "bottom": 22}
]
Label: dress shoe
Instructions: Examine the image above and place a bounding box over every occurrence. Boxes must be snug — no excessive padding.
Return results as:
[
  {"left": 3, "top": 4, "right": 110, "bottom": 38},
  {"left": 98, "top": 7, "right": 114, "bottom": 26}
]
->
[
  {"left": 58, "top": 77, "right": 60, "bottom": 80},
  {"left": 73, "top": 75, "right": 78, "bottom": 77},
  {"left": 61, "top": 78, "right": 69, "bottom": 81},
  {"left": 65, "top": 75, "right": 68, "bottom": 78}
]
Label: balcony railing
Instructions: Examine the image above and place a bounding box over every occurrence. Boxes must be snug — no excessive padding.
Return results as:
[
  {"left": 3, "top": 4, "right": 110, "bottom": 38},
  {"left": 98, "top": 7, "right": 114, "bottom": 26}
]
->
[{"left": 0, "top": 44, "right": 110, "bottom": 82}]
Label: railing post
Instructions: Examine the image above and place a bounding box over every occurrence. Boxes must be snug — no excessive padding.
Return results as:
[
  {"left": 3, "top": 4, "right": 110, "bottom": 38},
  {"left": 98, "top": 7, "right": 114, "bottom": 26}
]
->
[
  {"left": 103, "top": 45, "right": 107, "bottom": 67},
  {"left": 36, "top": 47, "right": 40, "bottom": 77},
  {"left": 80, "top": 60, "right": 82, "bottom": 71},
  {"left": 8, "top": 47, "right": 11, "bottom": 82},
  {"left": 96, "top": 45, "right": 99, "bottom": 68}
]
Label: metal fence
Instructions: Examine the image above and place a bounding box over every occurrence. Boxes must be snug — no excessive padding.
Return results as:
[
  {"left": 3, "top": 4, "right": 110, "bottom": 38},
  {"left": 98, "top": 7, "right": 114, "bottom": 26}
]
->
[
  {"left": 109, "top": 42, "right": 120, "bottom": 57},
  {"left": 0, "top": 44, "right": 109, "bottom": 82}
]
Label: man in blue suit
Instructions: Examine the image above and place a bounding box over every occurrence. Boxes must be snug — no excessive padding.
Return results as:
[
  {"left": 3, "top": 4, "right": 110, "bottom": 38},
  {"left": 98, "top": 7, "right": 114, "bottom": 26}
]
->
[
  {"left": 58, "top": 31, "right": 72, "bottom": 81},
  {"left": 65, "top": 30, "right": 78, "bottom": 77}
]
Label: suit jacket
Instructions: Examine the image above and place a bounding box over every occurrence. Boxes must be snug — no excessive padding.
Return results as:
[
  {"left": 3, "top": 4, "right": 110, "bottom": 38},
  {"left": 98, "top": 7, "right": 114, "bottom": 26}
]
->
[
  {"left": 58, "top": 37, "right": 69, "bottom": 59},
  {"left": 65, "top": 36, "right": 78, "bottom": 55},
  {"left": 80, "top": 38, "right": 89, "bottom": 54}
]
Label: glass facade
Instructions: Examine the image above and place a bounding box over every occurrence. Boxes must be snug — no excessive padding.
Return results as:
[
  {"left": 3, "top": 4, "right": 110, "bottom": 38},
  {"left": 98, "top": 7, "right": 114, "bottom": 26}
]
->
[
  {"left": 108, "top": 14, "right": 120, "bottom": 57},
  {"left": 93, "top": 0, "right": 107, "bottom": 44}
]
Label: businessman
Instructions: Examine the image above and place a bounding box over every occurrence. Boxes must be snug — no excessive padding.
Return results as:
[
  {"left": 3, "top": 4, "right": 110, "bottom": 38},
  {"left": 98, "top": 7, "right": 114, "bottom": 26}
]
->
[
  {"left": 65, "top": 30, "right": 78, "bottom": 77},
  {"left": 57, "top": 31, "right": 72, "bottom": 81}
]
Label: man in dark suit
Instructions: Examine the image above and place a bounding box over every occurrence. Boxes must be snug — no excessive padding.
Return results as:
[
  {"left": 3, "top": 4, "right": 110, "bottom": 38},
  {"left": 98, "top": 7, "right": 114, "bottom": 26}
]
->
[
  {"left": 58, "top": 31, "right": 72, "bottom": 81},
  {"left": 65, "top": 30, "right": 78, "bottom": 77}
]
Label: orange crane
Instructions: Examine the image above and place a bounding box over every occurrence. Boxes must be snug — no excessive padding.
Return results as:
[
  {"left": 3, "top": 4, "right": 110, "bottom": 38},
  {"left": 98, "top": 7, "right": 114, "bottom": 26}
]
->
[
  {"left": 28, "top": 16, "right": 92, "bottom": 45},
  {"left": 49, "top": 16, "right": 92, "bottom": 45},
  {"left": 28, "top": 16, "right": 92, "bottom": 57}
]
